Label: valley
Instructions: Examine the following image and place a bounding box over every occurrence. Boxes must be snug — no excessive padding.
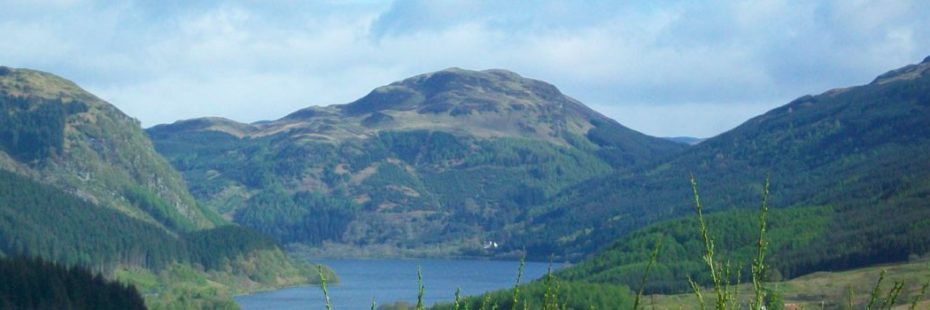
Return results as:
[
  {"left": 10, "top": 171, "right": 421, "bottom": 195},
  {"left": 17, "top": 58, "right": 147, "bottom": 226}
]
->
[{"left": 2, "top": 52, "right": 930, "bottom": 308}]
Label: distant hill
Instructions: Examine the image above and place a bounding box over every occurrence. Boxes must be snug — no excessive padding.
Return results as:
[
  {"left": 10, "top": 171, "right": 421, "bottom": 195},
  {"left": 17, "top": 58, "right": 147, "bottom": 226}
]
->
[
  {"left": 663, "top": 136, "right": 704, "bottom": 145},
  {"left": 147, "top": 68, "right": 685, "bottom": 257},
  {"left": 511, "top": 55, "right": 930, "bottom": 262}
]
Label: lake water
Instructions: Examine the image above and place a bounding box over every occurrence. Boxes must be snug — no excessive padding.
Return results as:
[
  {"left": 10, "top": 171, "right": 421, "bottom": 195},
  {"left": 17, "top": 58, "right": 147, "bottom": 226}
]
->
[{"left": 235, "top": 259, "right": 556, "bottom": 309}]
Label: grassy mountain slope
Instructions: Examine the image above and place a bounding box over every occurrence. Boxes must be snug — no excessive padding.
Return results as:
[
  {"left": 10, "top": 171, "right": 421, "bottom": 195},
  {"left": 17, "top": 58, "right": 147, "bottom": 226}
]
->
[
  {"left": 443, "top": 252, "right": 930, "bottom": 310},
  {"left": 147, "top": 68, "right": 684, "bottom": 257},
  {"left": 557, "top": 201, "right": 930, "bottom": 294},
  {"left": 0, "top": 66, "right": 221, "bottom": 231},
  {"left": 0, "top": 169, "right": 314, "bottom": 307},
  {"left": 513, "top": 56, "right": 930, "bottom": 261},
  {"left": 649, "top": 257, "right": 930, "bottom": 309},
  {"left": 0, "top": 67, "right": 319, "bottom": 307}
]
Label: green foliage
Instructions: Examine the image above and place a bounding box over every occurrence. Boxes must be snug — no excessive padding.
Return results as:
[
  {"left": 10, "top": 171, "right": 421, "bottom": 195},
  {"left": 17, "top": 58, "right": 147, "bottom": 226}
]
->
[
  {"left": 145, "top": 68, "right": 686, "bottom": 255},
  {"left": 120, "top": 263, "right": 240, "bottom": 309},
  {"left": 512, "top": 255, "right": 525, "bottom": 309},
  {"left": 585, "top": 118, "right": 683, "bottom": 168},
  {"left": 0, "top": 68, "right": 317, "bottom": 308},
  {"left": 235, "top": 189, "right": 358, "bottom": 245},
  {"left": 0, "top": 95, "right": 87, "bottom": 161},
  {"left": 519, "top": 69, "right": 930, "bottom": 262},
  {"left": 0, "top": 256, "right": 145, "bottom": 309},
  {"left": 124, "top": 184, "right": 199, "bottom": 231},
  {"left": 0, "top": 169, "right": 186, "bottom": 270},
  {"left": 0, "top": 170, "right": 311, "bottom": 298},
  {"left": 319, "top": 265, "right": 333, "bottom": 310},
  {"left": 765, "top": 287, "right": 784, "bottom": 310},
  {"left": 0, "top": 69, "right": 222, "bottom": 231},
  {"left": 750, "top": 178, "right": 771, "bottom": 310},
  {"left": 432, "top": 281, "right": 634, "bottom": 310},
  {"left": 633, "top": 236, "right": 661, "bottom": 309},
  {"left": 556, "top": 204, "right": 832, "bottom": 293},
  {"left": 686, "top": 176, "right": 734, "bottom": 310},
  {"left": 149, "top": 126, "right": 619, "bottom": 253},
  {"left": 183, "top": 225, "right": 278, "bottom": 270},
  {"left": 911, "top": 268, "right": 930, "bottom": 309}
]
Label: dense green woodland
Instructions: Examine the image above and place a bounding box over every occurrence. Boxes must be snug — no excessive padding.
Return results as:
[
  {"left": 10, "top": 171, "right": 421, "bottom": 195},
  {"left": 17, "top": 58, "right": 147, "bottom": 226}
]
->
[
  {"left": 0, "top": 256, "right": 145, "bottom": 309},
  {"left": 0, "top": 169, "right": 278, "bottom": 272},
  {"left": 558, "top": 202, "right": 930, "bottom": 293},
  {"left": 513, "top": 64, "right": 930, "bottom": 262},
  {"left": 0, "top": 95, "right": 86, "bottom": 162}
]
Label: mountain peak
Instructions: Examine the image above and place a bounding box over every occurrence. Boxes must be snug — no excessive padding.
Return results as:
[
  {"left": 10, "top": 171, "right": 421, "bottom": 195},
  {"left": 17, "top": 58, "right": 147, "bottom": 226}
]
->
[
  {"left": 0, "top": 66, "right": 99, "bottom": 103},
  {"left": 149, "top": 116, "right": 256, "bottom": 138},
  {"left": 871, "top": 56, "right": 930, "bottom": 85},
  {"left": 342, "top": 67, "right": 577, "bottom": 117}
]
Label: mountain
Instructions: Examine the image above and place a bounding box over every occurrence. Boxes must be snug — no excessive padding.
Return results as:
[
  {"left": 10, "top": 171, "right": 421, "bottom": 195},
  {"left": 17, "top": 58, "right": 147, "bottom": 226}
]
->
[
  {"left": 0, "top": 66, "right": 220, "bottom": 231},
  {"left": 0, "top": 67, "right": 315, "bottom": 307},
  {"left": 511, "top": 56, "right": 930, "bottom": 262},
  {"left": 147, "top": 68, "right": 685, "bottom": 257}
]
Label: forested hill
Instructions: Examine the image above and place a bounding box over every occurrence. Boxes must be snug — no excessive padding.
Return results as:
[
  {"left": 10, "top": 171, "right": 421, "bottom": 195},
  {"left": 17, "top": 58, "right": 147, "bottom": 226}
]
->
[
  {"left": 556, "top": 202, "right": 930, "bottom": 294},
  {"left": 0, "top": 67, "right": 317, "bottom": 307},
  {"left": 0, "top": 155, "right": 312, "bottom": 307},
  {"left": 147, "top": 68, "right": 685, "bottom": 257},
  {"left": 0, "top": 256, "right": 146, "bottom": 309},
  {"left": 0, "top": 66, "right": 219, "bottom": 231},
  {"left": 513, "top": 55, "right": 930, "bottom": 260}
]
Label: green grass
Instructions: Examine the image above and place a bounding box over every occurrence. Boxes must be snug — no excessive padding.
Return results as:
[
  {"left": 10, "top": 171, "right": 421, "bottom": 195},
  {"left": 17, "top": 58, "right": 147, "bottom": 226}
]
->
[
  {"left": 646, "top": 259, "right": 930, "bottom": 309},
  {"left": 318, "top": 176, "right": 930, "bottom": 309}
]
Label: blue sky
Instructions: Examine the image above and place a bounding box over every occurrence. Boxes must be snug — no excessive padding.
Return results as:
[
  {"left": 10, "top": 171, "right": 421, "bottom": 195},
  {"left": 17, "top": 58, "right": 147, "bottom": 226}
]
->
[{"left": 1, "top": 0, "right": 928, "bottom": 137}]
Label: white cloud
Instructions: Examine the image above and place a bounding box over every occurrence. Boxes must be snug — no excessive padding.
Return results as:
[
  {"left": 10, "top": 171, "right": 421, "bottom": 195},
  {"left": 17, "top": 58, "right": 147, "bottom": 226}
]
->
[{"left": 1, "top": 0, "right": 928, "bottom": 137}]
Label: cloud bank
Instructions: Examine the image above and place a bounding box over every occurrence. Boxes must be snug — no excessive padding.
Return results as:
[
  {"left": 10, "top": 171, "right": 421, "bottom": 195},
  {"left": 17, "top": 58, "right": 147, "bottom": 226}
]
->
[{"left": 1, "top": 0, "right": 928, "bottom": 137}]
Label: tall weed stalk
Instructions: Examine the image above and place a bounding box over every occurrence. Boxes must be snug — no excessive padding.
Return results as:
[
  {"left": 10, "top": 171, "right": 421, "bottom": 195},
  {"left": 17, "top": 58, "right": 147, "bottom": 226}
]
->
[
  {"left": 689, "top": 175, "right": 732, "bottom": 309},
  {"left": 634, "top": 236, "right": 662, "bottom": 309},
  {"left": 318, "top": 265, "right": 332, "bottom": 310},
  {"left": 417, "top": 265, "right": 426, "bottom": 310},
  {"left": 750, "top": 178, "right": 771, "bottom": 310},
  {"left": 910, "top": 265, "right": 930, "bottom": 309},
  {"left": 687, "top": 175, "right": 770, "bottom": 310}
]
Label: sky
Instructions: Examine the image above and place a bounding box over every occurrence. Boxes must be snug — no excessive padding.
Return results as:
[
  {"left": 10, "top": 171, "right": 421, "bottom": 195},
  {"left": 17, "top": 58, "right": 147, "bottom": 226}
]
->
[{"left": 1, "top": 0, "right": 929, "bottom": 137}]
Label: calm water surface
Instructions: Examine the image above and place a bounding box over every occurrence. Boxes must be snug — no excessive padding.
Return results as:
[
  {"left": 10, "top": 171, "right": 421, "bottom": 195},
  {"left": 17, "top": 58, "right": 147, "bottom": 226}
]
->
[{"left": 236, "top": 259, "right": 557, "bottom": 309}]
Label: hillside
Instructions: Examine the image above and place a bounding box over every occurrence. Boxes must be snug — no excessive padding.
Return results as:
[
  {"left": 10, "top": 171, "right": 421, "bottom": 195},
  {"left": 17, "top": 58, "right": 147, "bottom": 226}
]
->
[
  {"left": 0, "top": 67, "right": 317, "bottom": 307},
  {"left": 147, "top": 68, "right": 685, "bottom": 257},
  {"left": 511, "top": 56, "right": 930, "bottom": 261},
  {"left": 0, "top": 256, "right": 145, "bottom": 309},
  {"left": 432, "top": 248, "right": 930, "bottom": 309},
  {"left": 0, "top": 66, "right": 219, "bottom": 231},
  {"left": 648, "top": 258, "right": 930, "bottom": 309},
  {"left": 556, "top": 203, "right": 929, "bottom": 293}
]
